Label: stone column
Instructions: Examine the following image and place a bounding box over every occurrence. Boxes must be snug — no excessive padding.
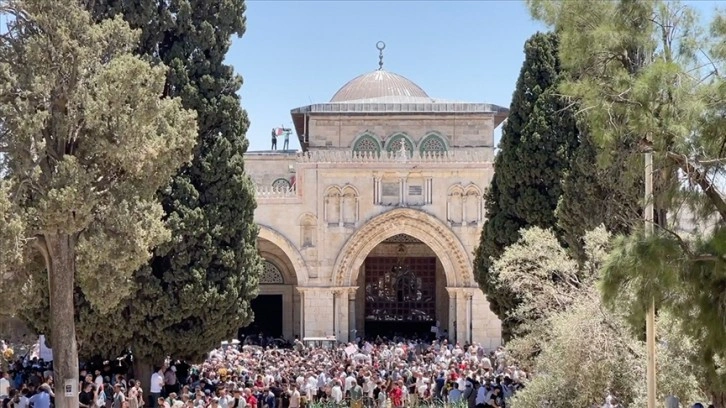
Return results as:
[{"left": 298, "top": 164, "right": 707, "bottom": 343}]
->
[
  {"left": 465, "top": 290, "right": 473, "bottom": 344},
  {"left": 445, "top": 287, "right": 458, "bottom": 343},
  {"left": 462, "top": 195, "right": 468, "bottom": 224},
  {"left": 348, "top": 288, "right": 357, "bottom": 341},
  {"left": 332, "top": 288, "right": 349, "bottom": 342},
  {"left": 296, "top": 287, "right": 306, "bottom": 338}
]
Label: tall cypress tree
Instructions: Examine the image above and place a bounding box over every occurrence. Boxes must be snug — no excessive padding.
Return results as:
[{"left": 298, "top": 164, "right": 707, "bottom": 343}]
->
[
  {"left": 556, "top": 131, "right": 642, "bottom": 263},
  {"left": 474, "top": 32, "right": 579, "bottom": 336},
  {"left": 20, "top": 0, "right": 262, "bottom": 382}
]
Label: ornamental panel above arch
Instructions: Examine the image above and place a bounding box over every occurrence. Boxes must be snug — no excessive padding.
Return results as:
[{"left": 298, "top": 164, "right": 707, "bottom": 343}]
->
[
  {"left": 272, "top": 177, "right": 291, "bottom": 190},
  {"left": 384, "top": 133, "right": 415, "bottom": 154},
  {"left": 352, "top": 133, "right": 382, "bottom": 155},
  {"left": 419, "top": 132, "right": 449, "bottom": 155},
  {"left": 259, "top": 260, "right": 286, "bottom": 284}
]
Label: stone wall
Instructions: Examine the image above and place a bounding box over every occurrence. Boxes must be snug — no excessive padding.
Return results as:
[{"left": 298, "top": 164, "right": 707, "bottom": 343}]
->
[{"left": 306, "top": 113, "right": 495, "bottom": 150}]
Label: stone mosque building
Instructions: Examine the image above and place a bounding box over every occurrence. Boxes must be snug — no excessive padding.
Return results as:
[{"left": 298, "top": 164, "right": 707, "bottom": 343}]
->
[{"left": 243, "top": 44, "right": 507, "bottom": 348}]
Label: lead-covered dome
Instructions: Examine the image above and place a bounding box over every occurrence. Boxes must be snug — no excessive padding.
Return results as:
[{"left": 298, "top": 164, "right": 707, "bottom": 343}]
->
[{"left": 330, "top": 70, "right": 429, "bottom": 102}]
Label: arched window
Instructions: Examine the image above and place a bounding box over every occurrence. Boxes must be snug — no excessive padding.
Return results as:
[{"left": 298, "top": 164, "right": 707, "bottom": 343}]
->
[
  {"left": 261, "top": 261, "right": 285, "bottom": 284},
  {"left": 419, "top": 133, "right": 448, "bottom": 155},
  {"left": 352, "top": 134, "right": 381, "bottom": 155},
  {"left": 272, "top": 178, "right": 291, "bottom": 190},
  {"left": 385, "top": 133, "right": 415, "bottom": 153}
]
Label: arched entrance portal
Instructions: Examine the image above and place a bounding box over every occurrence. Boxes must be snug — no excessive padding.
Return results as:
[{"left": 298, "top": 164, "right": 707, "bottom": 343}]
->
[
  {"left": 355, "top": 234, "right": 449, "bottom": 339},
  {"left": 239, "top": 237, "right": 300, "bottom": 340}
]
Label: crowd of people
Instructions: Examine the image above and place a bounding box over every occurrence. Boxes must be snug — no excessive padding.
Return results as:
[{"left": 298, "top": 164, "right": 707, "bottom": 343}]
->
[
  {"left": 0, "top": 335, "right": 716, "bottom": 408},
  {"left": 0, "top": 335, "right": 524, "bottom": 408}
]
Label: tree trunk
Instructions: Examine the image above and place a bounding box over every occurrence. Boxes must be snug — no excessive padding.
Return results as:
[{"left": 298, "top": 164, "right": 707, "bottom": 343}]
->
[
  {"left": 46, "top": 234, "right": 80, "bottom": 408},
  {"left": 133, "top": 360, "right": 154, "bottom": 405},
  {"left": 711, "top": 391, "right": 726, "bottom": 408}
]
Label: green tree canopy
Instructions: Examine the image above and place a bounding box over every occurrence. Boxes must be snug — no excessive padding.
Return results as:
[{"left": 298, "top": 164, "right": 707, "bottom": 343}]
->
[
  {"left": 16, "top": 0, "right": 263, "bottom": 378},
  {"left": 527, "top": 0, "right": 726, "bottom": 405},
  {"left": 0, "top": 1, "right": 198, "bottom": 407},
  {"left": 474, "top": 32, "right": 579, "bottom": 336},
  {"left": 556, "top": 130, "right": 642, "bottom": 263}
]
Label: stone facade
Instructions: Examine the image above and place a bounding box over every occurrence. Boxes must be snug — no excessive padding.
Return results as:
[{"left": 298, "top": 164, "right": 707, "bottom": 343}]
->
[{"left": 246, "top": 65, "right": 507, "bottom": 349}]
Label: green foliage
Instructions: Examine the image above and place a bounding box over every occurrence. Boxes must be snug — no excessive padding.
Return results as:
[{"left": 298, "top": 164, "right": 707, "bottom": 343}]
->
[
  {"left": 600, "top": 230, "right": 685, "bottom": 328},
  {"left": 474, "top": 32, "right": 579, "bottom": 336},
  {"left": 601, "top": 229, "right": 726, "bottom": 399},
  {"left": 509, "top": 297, "right": 707, "bottom": 408},
  {"left": 501, "top": 226, "right": 609, "bottom": 367},
  {"left": 0, "top": 0, "right": 197, "bottom": 311},
  {"left": 18, "top": 0, "right": 263, "bottom": 364},
  {"left": 528, "top": 1, "right": 726, "bottom": 403},
  {"left": 493, "top": 227, "right": 579, "bottom": 326},
  {"left": 502, "top": 227, "right": 706, "bottom": 408},
  {"left": 556, "top": 131, "right": 642, "bottom": 262}
]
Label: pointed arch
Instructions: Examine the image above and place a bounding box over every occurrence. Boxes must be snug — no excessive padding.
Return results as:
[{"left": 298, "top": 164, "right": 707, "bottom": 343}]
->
[
  {"left": 325, "top": 185, "right": 342, "bottom": 196},
  {"left": 341, "top": 185, "right": 359, "bottom": 196},
  {"left": 464, "top": 183, "right": 482, "bottom": 196},
  {"left": 257, "top": 225, "right": 309, "bottom": 285},
  {"left": 352, "top": 132, "right": 382, "bottom": 155},
  {"left": 332, "top": 208, "right": 474, "bottom": 287},
  {"left": 419, "top": 132, "right": 449, "bottom": 155},
  {"left": 447, "top": 184, "right": 465, "bottom": 196},
  {"left": 385, "top": 132, "right": 415, "bottom": 153}
]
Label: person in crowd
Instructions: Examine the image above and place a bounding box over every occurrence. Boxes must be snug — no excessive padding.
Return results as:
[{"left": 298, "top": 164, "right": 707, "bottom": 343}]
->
[{"left": 150, "top": 368, "right": 164, "bottom": 408}]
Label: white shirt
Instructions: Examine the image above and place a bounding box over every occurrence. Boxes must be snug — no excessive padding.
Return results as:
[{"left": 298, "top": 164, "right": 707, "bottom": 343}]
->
[
  {"left": 0, "top": 377, "right": 9, "bottom": 397},
  {"left": 150, "top": 372, "right": 163, "bottom": 394},
  {"left": 289, "top": 390, "right": 301, "bottom": 408},
  {"left": 330, "top": 386, "right": 343, "bottom": 404},
  {"left": 344, "top": 376, "right": 356, "bottom": 392},
  {"left": 15, "top": 395, "right": 29, "bottom": 408},
  {"left": 218, "top": 395, "right": 230, "bottom": 408}
]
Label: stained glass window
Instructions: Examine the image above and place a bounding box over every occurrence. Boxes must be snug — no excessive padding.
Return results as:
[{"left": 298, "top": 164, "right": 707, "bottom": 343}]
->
[
  {"left": 419, "top": 135, "right": 447, "bottom": 154},
  {"left": 364, "top": 257, "right": 436, "bottom": 322},
  {"left": 385, "top": 135, "right": 414, "bottom": 153},
  {"left": 353, "top": 135, "right": 380, "bottom": 154},
  {"left": 272, "top": 178, "right": 291, "bottom": 189},
  {"left": 260, "top": 261, "right": 284, "bottom": 284}
]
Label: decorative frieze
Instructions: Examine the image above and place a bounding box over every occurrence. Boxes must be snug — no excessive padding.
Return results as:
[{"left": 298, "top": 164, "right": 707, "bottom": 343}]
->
[{"left": 297, "top": 149, "right": 491, "bottom": 164}]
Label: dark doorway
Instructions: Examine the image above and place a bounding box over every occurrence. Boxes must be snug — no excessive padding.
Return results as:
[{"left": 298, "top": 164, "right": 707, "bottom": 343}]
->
[
  {"left": 238, "top": 294, "right": 283, "bottom": 338},
  {"left": 364, "top": 256, "right": 437, "bottom": 340}
]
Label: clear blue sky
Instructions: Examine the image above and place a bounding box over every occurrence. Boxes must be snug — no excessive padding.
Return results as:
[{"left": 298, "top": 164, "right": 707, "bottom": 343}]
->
[{"left": 227, "top": 0, "right": 720, "bottom": 152}]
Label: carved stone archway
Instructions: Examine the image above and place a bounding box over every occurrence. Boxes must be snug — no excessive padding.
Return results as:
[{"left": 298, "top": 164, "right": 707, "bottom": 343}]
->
[
  {"left": 332, "top": 208, "right": 473, "bottom": 287},
  {"left": 257, "top": 225, "right": 309, "bottom": 285}
]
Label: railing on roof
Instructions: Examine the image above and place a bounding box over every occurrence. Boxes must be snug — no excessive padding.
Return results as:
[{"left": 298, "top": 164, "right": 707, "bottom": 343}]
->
[
  {"left": 255, "top": 185, "right": 297, "bottom": 198},
  {"left": 296, "top": 149, "right": 491, "bottom": 164}
]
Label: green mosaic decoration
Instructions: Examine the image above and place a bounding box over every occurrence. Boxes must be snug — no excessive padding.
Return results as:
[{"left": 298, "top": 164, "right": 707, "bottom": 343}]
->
[
  {"left": 385, "top": 133, "right": 415, "bottom": 153},
  {"left": 419, "top": 133, "right": 448, "bottom": 154},
  {"left": 352, "top": 134, "right": 381, "bottom": 154}
]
